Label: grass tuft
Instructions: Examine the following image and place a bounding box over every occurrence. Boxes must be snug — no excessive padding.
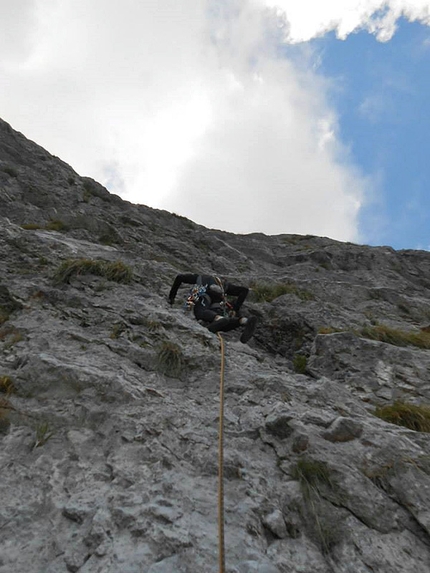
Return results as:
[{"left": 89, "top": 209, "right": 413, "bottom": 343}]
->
[
  {"left": 110, "top": 322, "right": 127, "bottom": 339},
  {"left": 359, "top": 324, "right": 430, "bottom": 349},
  {"left": 0, "top": 397, "right": 13, "bottom": 434},
  {"left": 291, "top": 458, "right": 341, "bottom": 554},
  {"left": 21, "top": 223, "right": 43, "bottom": 230},
  {"left": 374, "top": 401, "right": 430, "bottom": 432},
  {"left": 156, "top": 341, "right": 185, "bottom": 378},
  {"left": 291, "top": 458, "right": 334, "bottom": 498},
  {"left": 45, "top": 219, "right": 68, "bottom": 232},
  {"left": 318, "top": 326, "right": 344, "bottom": 335},
  {"left": 22, "top": 220, "right": 68, "bottom": 232},
  {"left": 33, "top": 421, "right": 55, "bottom": 449},
  {"left": 0, "top": 376, "right": 15, "bottom": 396},
  {"left": 293, "top": 354, "right": 307, "bottom": 374},
  {"left": 250, "top": 281, "right": 314, "bottom": 303},
  {"left": 53, "top": 258, "right": 133, "bottom": 284}
]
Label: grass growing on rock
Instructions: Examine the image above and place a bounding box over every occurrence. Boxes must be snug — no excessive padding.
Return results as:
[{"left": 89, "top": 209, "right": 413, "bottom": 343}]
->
[
  {"left": 0, "top": 398, "right": 12, "bottom": 434},
  {"left": 21, "top": 223, "right": 43, "bottom": 230},
  {"left": 0, "top": 309, "right": 9, "bottom": 325},
  {"left": 359, "top": 324, "right": 430, "bottom": 349},
  {"left": 156, "top": 341, "right": 185, "bottom": 378},
  {"left": 143, "top": 318, "right": 162, "bottom": 333},
  {"left": 53, "top": 258, "right": 133, "bottom": 284},
  {"left": 374, "top": 401, "right": 430, "bottom": 432},
  {"left": 22, "top": 220, "right": 69, "bottom": 232},
  {"left": 291, "top": 458, "right": 342, "bottom": 554},
  {"left": 33, "top": 421, "right": 55, "bottom": 449},
  {"left": 291, "top": 458, "right": 335, "bottom": 498},
  {"left": 110, "top": 322, "right": 127, "bottom": 339},
  {"left": 293, "top": 354, "right": 307, "bottom": 374},
  {"left": 250, "top": 281, "right": 314, "bottom": 303},
  {"left": 0, "top": 376, "right": 15, "bottom": 396},
  {"left": 318, "top": 323, "right": 430, "bottom": 350},
  {"left": 318, "top": 326, "right": 345, "bottom": 335},
  {"left": 45, "top": 219, "right": 68, "bottom": 232}
]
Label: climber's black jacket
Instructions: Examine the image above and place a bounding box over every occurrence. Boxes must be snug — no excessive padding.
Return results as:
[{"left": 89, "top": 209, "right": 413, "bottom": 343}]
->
[{"left": 168, "top": 273, "right": 249, "bottom": 316}]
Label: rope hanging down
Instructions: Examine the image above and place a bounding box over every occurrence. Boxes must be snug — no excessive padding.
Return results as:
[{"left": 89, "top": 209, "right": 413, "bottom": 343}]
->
[{"left": 217, "top": 332, "right": 226, "bottom": 573}]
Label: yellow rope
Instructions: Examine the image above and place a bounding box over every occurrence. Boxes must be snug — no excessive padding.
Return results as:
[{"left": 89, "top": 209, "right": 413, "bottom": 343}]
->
[{"left": 217, "top": 332, "right": 226, "bottom": 573}]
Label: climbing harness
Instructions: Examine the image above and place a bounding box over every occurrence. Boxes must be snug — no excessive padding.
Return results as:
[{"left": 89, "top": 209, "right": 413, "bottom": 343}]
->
[
  {"left": 184, "top": 276, "right": 233, "bottom": 317},
  {"left": 217, "top": 332, "right": 226, "bottom": 573},
  {"left": 183, "top": 283, "right": 208, "bottom": 311},
  {"left": 183, "top": 275, "right": 207, "bottom": 311}
]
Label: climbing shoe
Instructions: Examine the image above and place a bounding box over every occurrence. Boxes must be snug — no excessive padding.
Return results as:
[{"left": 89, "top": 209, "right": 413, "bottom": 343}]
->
[
  {"left": 208, "top": 317, "right": 230, "bottom": 333},
  {"left": 240, "top": 316, "right": 257, "bottom": 343}
]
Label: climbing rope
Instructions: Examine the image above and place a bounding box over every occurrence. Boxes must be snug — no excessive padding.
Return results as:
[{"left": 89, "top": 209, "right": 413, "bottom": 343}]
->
[{"left": 217, "top": 332, "right": 226, "bottom": 573}]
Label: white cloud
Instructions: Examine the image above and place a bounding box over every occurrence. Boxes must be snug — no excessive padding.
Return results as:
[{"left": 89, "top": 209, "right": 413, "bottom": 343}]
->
[
  {"left": 0, "top": 0, "right": 37, "bottom": 63},
  {"left": 259, "top": 0, "right": 430, "bottom": 42},
  {"left": 165, "top": 54, "right": 363, "bottom": 239},
  {"left": 0, "top": 0, "right": 427, "bottom": 242}
]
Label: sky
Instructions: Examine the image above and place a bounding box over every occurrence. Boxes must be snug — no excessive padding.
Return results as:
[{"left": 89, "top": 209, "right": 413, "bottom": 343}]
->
[{"left": 1, "top": 0, "right": 430, "bottom": 250}]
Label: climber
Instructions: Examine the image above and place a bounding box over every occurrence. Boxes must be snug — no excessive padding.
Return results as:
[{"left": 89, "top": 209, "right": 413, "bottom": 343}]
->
[{"left": 168, "top": 273, "right": 257, "bottom": 343}]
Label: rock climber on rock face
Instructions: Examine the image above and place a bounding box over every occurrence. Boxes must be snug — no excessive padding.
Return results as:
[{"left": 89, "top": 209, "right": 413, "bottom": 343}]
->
[{"left": 168, "top": 273, "right": 257, "bottom": 343}]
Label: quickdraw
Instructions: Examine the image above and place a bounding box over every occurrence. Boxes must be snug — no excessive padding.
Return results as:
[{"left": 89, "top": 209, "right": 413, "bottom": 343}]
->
[{"left": 183, "top": 283, "right": 208, "bottom": 311}]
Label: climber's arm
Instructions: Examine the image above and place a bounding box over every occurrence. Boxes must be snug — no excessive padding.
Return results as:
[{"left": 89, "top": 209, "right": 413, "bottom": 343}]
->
[
  {"left": 168, "top": 273, "right": 199, "bottom": 304},
  {"left": 225, "top": 283, "right": 249, "bottom": 313}
]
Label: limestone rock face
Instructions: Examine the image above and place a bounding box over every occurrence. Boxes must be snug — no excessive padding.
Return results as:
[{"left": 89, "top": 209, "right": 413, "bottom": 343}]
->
[{"left": 1, "top": 117, "right": 430, "bottom": 572}]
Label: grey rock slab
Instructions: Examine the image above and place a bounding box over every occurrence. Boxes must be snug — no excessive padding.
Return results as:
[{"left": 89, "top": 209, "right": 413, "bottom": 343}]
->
[
  {"left": 2, "top": 118, "right": 430, "bottom": 572},
  {"left": 262, "top": 509, "right": 288, "bottom": 539},
  {"left": 322, "top": 416, "right": 364, "bottom": 442},
  {"left": 265, "top": 408, "right": 295, "bottom": 439},
  {"left": 388, "top": 464, "right": 430, "bottom": 535},
  {"left": 146, "top": 555, "right": 189, "bottom": 573},
  {"left": 235, "top": 561, "right": 281, "bottom": 573},
  {"left": 309, "top": 332, "right": 430, "bottom": 404},
  {"left": 331, "top": 466, "right": 403, "bottom": 533},
  {"left": 333, "top": 517, "right": 430, "bottom": 573},
  {"left": 266, "top": 537, "right": 331, "bottom": 572}
]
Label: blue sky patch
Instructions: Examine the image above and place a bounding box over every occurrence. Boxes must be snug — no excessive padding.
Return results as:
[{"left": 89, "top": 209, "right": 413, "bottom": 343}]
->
[{"left": 310, "top": 19, "right": 430, "bottom": 250}]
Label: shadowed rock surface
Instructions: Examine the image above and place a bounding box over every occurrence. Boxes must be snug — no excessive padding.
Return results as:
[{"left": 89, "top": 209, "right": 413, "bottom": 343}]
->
[{"left": 1, "top": 117, "right": 430, "bottom": 572}]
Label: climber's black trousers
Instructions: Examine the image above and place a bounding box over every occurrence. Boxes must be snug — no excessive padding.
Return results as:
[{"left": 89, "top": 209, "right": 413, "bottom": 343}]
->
[{"left": 193, "top": 301, "right": 242, "bottom": 332}]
